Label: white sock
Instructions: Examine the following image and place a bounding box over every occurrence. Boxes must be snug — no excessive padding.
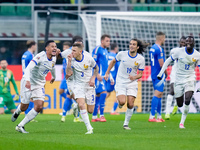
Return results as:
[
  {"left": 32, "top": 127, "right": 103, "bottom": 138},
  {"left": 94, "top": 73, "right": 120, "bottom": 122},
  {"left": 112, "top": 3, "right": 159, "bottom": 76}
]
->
[
  {"left": 180, "top": 105, "right": 189, "bottom": 125},
  {"left": 174, "top": 100, "right": 177, "bottom": 106},
  {"left": 92, "top": 115, "right": 97, "bottom": 119},
  {"left": 149, "top": 112, "right": 155, "bottom": 119},
  {"left": 15, "top": 104, "right": 22, "bottom": 114},
  {"left": 18, "top": 108, "right": 38, "bottom": 127},
  {"left": 100, "top": 115, "right": 104, "bottom": 118},
  {"left": 166, "top": 94, "right": 173, "bottom": 114},
  {"left": 157, "top": 114, "right": 162, "bottom": 119},
  {"left": 123, "top": 108, "right": 133, "bottom": 126},
  {"left": 80, "top": 109, "right": 93, "bottom": 131}
]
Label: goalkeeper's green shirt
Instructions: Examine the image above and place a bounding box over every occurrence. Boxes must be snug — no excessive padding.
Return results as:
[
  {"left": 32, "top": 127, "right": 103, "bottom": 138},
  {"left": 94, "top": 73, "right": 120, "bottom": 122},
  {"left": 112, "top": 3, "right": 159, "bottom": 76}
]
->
[{"left": 0, "top": 69, "right": 19, "bottom": 94}]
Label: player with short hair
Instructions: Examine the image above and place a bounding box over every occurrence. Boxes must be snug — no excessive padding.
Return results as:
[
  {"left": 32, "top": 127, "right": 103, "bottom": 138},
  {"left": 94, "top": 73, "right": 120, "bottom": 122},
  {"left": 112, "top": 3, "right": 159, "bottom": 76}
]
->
[
  {"left": 105, "top": 38, "right": 148, "bottom": 130},
  {"left": 91, "top": 34, "right": 111, "bottom": 122},
  {"left": 12, "top": 40, "right": 57, "bottom": 133},
  {"left": 22, "top": 40, "right": 37, "bottom": 116},
  {"left": 66, "top": 42, "right": 99, "bottom": 134},
  {"left": 0, "top": 60, "right": 19, "bottom": 114},
  {"left": 158, "top": 36, "right": 200, "bottom": 128},
  {"left": 60, "top": 36, "right": 84, "bottom": 123},
  {"left": 106, "top": 43, "right": 120, "bottom": 115},
  {"left": 149, "top": 31, "right": 166, "bottom": 122},
  {"left": 165, "top": 36, "right": 186, "bottom": 120}
]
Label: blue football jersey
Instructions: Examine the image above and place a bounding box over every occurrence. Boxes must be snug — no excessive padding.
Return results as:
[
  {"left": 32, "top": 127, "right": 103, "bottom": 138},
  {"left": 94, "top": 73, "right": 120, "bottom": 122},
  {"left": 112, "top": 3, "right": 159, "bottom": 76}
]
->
[
  {"left": 149, "top": 44, "right": 165, "bottom": 79},
  {"left": 92, "top": 46, "right": 108, "bottom": 76},
  {"left": 21, "top": 50, "right": 34, "bottom": 74},
  {"left": 108, "top": 52, "right": 119, "bottom": 81}
]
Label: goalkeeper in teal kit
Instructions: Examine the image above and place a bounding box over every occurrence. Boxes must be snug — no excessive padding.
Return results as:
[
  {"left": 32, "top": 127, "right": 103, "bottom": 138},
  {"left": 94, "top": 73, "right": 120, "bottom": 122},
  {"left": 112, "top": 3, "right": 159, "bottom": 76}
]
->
[{"left": 0, "top": 59, "right": 19, "bottom": 114}]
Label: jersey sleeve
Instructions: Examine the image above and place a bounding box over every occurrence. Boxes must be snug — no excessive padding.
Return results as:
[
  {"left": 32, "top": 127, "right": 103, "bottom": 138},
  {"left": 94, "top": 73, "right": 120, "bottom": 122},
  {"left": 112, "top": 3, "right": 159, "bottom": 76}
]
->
[
  {"left": 92, "top": 46, "right": 99, "bottom": 62},
  {"left": 32, "top": 52, "right": 43, "bottom": 65},
  {"left": 115, "top": 51, "right": 123, "bottom": 62},
  {"left": 138, "top": 57, "right": 145, "bottom": 71},
  {"left": 170, "top": 49, "right": 179, "bottom": 61},
  {"left": 156, "top": 47, "right": 164, "bottom": 60},
  {"left": 61, "top": 49, "right": 71, "bottom": 59},
  {"left": 90, "top": 57, "right": 96, "bottom": 68}
]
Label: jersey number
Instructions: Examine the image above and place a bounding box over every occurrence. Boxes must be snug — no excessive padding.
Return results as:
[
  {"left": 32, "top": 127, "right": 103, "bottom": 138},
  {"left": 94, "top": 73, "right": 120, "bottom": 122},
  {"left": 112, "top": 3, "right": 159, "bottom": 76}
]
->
[
  {"left": 127, "top": 68, "right": 132, "bottom": 73},
  {"left": 81, "top": 72, "right": 84, "bottom": 77},
  {"left": 185, "top": 64, "right": 190, "bottom": 70},
  {"left": 150, "top": 53, "right": 154, "bottom": 66}
]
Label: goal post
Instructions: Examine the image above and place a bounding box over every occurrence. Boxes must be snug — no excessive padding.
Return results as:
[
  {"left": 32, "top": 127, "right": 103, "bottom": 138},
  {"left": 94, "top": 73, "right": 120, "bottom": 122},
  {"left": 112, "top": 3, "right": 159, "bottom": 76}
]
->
[{"left": 80, "top": 12, "right": 200, "bottom": 113}]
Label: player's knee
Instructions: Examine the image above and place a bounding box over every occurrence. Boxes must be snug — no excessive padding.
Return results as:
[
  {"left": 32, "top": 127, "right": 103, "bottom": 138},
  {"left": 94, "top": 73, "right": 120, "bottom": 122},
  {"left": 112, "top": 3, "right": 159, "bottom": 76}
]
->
[
  {"left": 87, "top": 109, "right": 93, "bottom": 114},
  {"left": 21, "top": 105, "right": 29, "bottom": 111},
  {"left": 78, "top": 103, "right": 85, "bottom": 110},
  {"left": 185, "top": 100, "right": 191, "bottom": 105},
  {"left": 170, "top": 91, "right": 174, "bottom": 96},
  {"left": 0, "top": 110, "right": 4, "bottom": 114},
  {"left": 119, "top": 101, "right": 125, "bottom": 106},
  {"left": 177, "top": 102, "right": 183, "bottom": 107},
  {"left": 59, "top": 89, "right": 64, "bottom": 95},
  {"left": 127, "top": 104, "right": 134, "bottom": 109}
]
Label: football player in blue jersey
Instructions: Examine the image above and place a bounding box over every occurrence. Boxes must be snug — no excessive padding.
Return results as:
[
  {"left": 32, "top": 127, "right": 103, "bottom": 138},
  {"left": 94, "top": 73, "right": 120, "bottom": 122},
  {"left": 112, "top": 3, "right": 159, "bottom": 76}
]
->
[
  {"left": 106, "top": 43, "right": 120, "bottom": 115},
  {"left": 22, "top": 41, "right": 37, "bottom": 119},
  {"left": 91, "top": 34, "right": 111, "bottom": 122},
  {"left": 148, "top": 32, "right": 167, "bottom": 122}
]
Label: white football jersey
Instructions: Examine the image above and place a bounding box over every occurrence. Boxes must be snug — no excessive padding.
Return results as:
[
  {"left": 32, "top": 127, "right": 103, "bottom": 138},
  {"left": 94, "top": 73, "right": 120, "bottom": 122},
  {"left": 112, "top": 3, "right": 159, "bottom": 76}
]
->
[
  {"left": 71, "top": 53, "right": 96, "bottom": 86},
  {"left": 61, "top": 49, "right": 90, "bottom": 81},
  {"left": 26, "top": 51, "right": 56, "bottom": 89},
  {"left": 115, "top": 51, "right": 145, "bottom": 84},
  {"left": 171, "top": 47, "right": 200, "bottom": 83}
]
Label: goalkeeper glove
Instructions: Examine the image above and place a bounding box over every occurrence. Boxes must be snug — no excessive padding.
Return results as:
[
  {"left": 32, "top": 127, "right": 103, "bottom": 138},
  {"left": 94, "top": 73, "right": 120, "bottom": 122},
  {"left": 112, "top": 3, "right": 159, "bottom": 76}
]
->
[{"left": 13, "top": 94, "right": 19, "bottom": 101}]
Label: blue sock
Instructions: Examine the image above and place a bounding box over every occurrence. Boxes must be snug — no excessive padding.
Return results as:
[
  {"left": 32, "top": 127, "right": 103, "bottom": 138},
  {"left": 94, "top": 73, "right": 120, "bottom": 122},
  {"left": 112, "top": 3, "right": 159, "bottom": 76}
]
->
[
  {"left": 150, "top": 96, "right": 159, "bottom": 116},
  {"left": 92, "top": 96, "right": 100, "bottom": 116},
  {"left": 62, "top": 97, "right": 72, "bottom": 116},
  {"left": 25, "top": 101, "right": 34, "bottom": 115},
  {"left": 100, "top": 93, "right": 107, "bottom": 116},
  {"left": 157, "top": 98, "right": 162, "bottom": 115},
  {"left": 60, "top": 92, "right": 67, "bottom": 99},
  {"left": 113, "top": 102, "right": 119, "bottom": 112}
]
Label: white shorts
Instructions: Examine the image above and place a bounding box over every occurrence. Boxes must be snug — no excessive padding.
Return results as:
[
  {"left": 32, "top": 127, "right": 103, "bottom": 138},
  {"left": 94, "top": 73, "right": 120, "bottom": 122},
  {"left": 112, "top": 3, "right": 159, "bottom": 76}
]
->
[
  {"left": 115, "top": 82, "right": 138, "bottom": 97},
  {"left": 20, "top": 78, "right": 31, "bottom": 104},
  {"left": 73, "top": 85, "right": 95, "bottom": 105},
  {"left": 67, "top": 80, "right": 74, "bottom": 95},
  {"left": 174, "top": 81, "right": 195, "bottom": 98},
  {"left": 31, "top": 87, "right": 45, "bottom": 101}
]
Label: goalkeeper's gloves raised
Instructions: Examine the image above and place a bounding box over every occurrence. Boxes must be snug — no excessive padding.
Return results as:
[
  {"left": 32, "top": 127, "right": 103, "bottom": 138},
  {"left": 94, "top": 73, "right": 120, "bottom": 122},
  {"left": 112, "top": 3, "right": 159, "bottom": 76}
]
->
[{"left": 13, "top": 94, "right": 19, "bottom": 101}]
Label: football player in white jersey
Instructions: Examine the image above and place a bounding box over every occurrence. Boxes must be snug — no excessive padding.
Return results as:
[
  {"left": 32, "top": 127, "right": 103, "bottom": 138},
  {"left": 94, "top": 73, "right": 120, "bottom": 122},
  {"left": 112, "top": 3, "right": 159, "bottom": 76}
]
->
[
  {"left": 104, "top": 38, "right": 148, "bottom": 130},
  {"left": 66, "top": 43, "right": 99, "bottom": 134},
  {"left": 12, "top": 40, "right": 58, "bottom": 133},
  {"left": 158, "top": 36, "right": 200, "bottom": 129},
  {"left": 165, "top": 36, "right": 186, "bottom": 120}
]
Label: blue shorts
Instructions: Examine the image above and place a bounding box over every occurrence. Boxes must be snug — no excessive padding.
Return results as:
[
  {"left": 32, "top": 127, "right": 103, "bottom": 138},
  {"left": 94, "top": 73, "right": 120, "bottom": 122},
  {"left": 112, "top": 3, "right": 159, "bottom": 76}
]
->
[
  {"left": 59, "top": 79, "right": 67, "bottom": 90},
  {"left": 152, "top": 78, "right": 165, "bottom": 92},
  {"left": 105, "top": 79, "right": 115, "bottom": 93},
  {"left": 95, "top": 78, "right": 107, "bottom": 94}
]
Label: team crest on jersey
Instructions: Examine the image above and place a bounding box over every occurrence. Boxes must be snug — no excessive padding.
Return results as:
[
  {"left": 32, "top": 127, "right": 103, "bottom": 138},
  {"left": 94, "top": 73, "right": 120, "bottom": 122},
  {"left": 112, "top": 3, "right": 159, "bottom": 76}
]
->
[
  {"left": 134, "top": 61, "right": 138, "bottom": 66},
  {"left": 192, "top": 58, "right": 196, "bottom": 62},
  {"left": 52, "top": 63, "right": 55, "bottom": 67},
  {"left": 36, "top": 56, "right": 40, "bottom": 60},
  {"left": 84, "top": 64, "right": 88, "bottom": 69}
]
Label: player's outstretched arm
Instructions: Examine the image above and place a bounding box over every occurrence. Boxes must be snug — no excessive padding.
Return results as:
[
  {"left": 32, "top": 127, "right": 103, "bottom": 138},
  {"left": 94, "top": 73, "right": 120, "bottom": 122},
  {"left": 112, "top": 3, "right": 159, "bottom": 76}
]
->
[
  {"left": 157, "top": 57, "right": 172, "bottom": 80},
  {"left": 66, "top": 54, "right": 73, "bottom": 79},
  {"left": 104, "top": 58, "right": 116, "bottom": 81},
  {"left": 50, "top": 67, "right": 56, "bottom": 84},
  {"left": 89, "top": 65, "right": 99, "bottom": 87}
]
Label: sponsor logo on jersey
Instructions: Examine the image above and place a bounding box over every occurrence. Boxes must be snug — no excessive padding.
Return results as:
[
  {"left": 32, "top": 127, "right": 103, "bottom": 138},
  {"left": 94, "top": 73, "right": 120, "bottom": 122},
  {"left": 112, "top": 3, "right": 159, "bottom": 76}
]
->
[{"left": 52, "top": 63, "right": 55, "bottom": 67}]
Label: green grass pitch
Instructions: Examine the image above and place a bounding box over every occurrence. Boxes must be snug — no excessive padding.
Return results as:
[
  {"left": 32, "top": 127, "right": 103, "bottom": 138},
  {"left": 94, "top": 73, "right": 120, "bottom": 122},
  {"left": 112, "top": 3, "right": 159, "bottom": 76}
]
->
[{"left": 0, "top": 113, "right": 200, "bottom": 150}]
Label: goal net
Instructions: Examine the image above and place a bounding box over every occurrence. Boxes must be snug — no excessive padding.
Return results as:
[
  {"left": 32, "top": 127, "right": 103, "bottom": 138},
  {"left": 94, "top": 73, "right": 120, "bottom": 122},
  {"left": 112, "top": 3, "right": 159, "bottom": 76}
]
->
[{"left": 80, "top": 12, "right": 200, "bottom": 113}]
